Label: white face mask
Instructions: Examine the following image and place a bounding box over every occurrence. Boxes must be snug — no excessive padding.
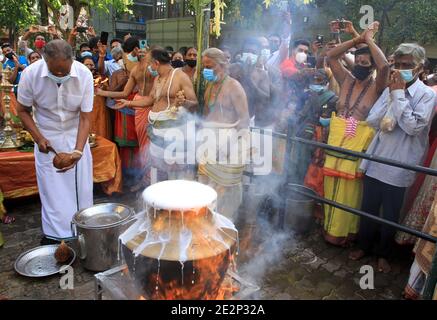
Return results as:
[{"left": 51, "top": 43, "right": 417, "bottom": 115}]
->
[
  {"left": 295, "top": 52, "right": 307, "bottom": 64},
  {"left": 345, "top": 52, "right": 355, "bottom": 64}
]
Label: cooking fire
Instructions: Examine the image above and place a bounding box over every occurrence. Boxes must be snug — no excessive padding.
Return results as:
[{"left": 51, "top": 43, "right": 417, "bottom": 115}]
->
[{"left": 118, "top": 180, "right": 244, "bottom": 300}]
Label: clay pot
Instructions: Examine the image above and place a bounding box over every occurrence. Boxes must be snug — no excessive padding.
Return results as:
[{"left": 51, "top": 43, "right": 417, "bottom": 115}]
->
[{"left": 120, "top": 180, "right": 238, "bottom": 300}]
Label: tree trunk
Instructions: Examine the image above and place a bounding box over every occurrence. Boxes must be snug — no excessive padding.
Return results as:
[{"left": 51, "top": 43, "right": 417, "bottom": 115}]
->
[
  {"left": 377, "top": 9, "right": 386, "bottom": 48},
  {"left": 40, "top": 0, "right": 49, "bottom": 25}
]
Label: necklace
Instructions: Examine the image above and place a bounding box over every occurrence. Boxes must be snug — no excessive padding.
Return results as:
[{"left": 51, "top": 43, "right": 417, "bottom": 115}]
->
[
  {"left": 154, "top": 68, "right": 173, "bottom": 103},
  {"left": 343, "top": 77, "right": 373, "bottom": 118},
  {"left": 205, "top": 75, "right": 228, "bottom": 113}
]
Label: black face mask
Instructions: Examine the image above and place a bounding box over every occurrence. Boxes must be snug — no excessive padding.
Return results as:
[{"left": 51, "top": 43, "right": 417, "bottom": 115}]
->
[
  {"left": 5, "top": 52, "right": 14, "bottom": 60},
  {"left": 185, "top": 59, "right": 197, "bottom": 68},
  {"left": 171, "top": 60, "right": 185, "bottom": 68},
  {"left": 352, "top": 65, "right": 373, "bottom": 81}
]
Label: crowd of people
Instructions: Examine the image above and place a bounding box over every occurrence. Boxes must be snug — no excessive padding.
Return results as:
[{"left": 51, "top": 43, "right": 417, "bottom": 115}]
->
[{"left": 1, "top": 13, "right": 437, "bottom": 299}]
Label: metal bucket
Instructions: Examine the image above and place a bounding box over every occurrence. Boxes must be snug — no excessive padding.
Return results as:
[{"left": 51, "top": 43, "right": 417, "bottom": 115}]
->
[
  {"left": 285, "top": 184, "right": 317, "bottom": 234},
  {"left": 71, "top": 203, "right": 134, "bottom": 271}
]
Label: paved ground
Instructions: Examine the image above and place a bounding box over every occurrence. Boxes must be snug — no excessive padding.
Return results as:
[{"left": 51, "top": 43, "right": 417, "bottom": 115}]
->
[{"left": 0, "top": 189, "right": 412, "bottom": 300}]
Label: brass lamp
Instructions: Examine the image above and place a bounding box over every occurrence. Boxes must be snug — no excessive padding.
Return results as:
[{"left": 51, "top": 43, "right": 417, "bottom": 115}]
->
[{"left": 0, "top": 67, "right": 23, "bottom": 150}]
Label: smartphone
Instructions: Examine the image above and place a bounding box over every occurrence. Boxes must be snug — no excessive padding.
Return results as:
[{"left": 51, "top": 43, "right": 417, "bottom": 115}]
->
[
  {"left": 39, "top": 26, "right": 48, "bottom": 33},
  {"left": 331, "top": 32, "right": 340, "bottom": 43},
  {"left": 139, "top": 39, "right": 148, "bottom": 49},
  {"left": 100, "top": 31, "right": 109, "bottom": 45},
  {"left": 307, "top": 56, "right": 316, "bottom": 68},
  {"left": 77, "top": 26, "right": 87, "bottom": 33},
  {"left": 316, "top": 35, "right": 324, "bottom": 45},
  {"left": 338, "top": 18, "right": 346, "bottom": 31}
]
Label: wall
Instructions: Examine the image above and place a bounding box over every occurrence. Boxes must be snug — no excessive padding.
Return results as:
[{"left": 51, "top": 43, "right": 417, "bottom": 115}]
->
[{"left": 146, "top": 17, "right": 196, "bottom": 49}]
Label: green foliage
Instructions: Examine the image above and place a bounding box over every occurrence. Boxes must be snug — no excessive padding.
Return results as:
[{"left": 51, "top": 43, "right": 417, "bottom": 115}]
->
[
  {"left": 315, "top": 0, "right": 437, "bottom": 52},
  {"left": 0, "top": 0, "right": 38, "bottom": 31}
]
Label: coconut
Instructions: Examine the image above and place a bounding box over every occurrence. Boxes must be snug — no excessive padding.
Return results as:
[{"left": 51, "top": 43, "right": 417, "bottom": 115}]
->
[{"left": 53, "top": 153, "right": 75, "bottom": 170}]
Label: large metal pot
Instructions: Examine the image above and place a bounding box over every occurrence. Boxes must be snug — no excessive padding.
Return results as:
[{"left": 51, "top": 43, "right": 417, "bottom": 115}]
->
[
  {"left": 285, "top": 184, "right": 317, "bottom": 234},
  {"left": 71, "top": 203, "right": 134, "bottom": 271}
]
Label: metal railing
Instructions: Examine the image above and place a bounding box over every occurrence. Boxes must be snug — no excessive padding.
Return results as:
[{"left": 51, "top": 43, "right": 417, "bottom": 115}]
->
[{"left": 249, "top": 121, "right": 437, "bottom": 300}]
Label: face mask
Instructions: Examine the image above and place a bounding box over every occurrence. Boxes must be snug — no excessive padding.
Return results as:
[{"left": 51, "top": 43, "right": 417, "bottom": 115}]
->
[
  {"left": 171, "top": 60, "right": 185, "bottom": 68},
  {"left": 185, "top": 59, "right": 197, "bottom": 68},
  {"left": 319, "top": 117, "right": 331, "bottom": 127},
  {"left": 5, "top": 52, "right": 14, "bottom": 60},
  {"left": 127, "top": 53, "right": 138, "bottom": 62},
  {"left": 309, "top": 84, "right": 326, "bottom": 93},
  {"left": 48, "top": 72, "right": 71, "bottom": 85},
  {"left": 203, "top": 68, "right": 218, "bottom": 82},
  {"left": 352, "top": 65, "right": 373, "bottom": 81},
  {"left": 241, "top": 52, "right": 258, "bottom": 65},
  {"left": 81, "top": 51, "right": 93, "bottom": 58},
  {"left": 34, "top": 39, "right": 46, "bottom": 49},
  {"left": 270, "top": 43, "right": 280, "bottom": 53},
  {"left": 148, "top": 65, "right": 159, "bottom": 77},
  {"left": 295, "top": 52, "right": 307, "bottom": 64},
  {"left": 399, "top": 69, "right": 415, "bottom": 83},
  {"left": 261, "top": 49, "right": 271, "bottom": 59}
]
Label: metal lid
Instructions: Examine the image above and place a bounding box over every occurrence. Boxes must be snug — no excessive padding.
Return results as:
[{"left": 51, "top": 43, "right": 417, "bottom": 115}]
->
[{"left": 72, "top": 203, "right": 133, "bottom": 229}]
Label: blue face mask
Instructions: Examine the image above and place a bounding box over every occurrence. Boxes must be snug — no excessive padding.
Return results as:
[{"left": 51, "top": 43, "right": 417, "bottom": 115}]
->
[
  {"left": 399, "top": 69, "right": 415, "bottom": 83},
  {"left": 203, "top": 68, "right": 218, "bottom": 82},
  {"left": 127, "top": 53, "right": 138, "bottom": 63},
  {"left": 81, "top": 51, "right": 93, "bottom": 58},
  {"left": 319, "top": 117, "right": 331, "bottom": 127},
  {"left": 48, "top": 72, "right": 71, "bottom": 85},
  {"left": 147, "top": 65, "right": 159, "bottom": 77},
  {"left": 309, "top": 84, "right": 326, "bottom": 93}
]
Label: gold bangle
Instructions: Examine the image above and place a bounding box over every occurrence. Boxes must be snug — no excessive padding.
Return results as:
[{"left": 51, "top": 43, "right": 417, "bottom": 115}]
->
[{"left": 72, "top": 150, "right": 83, "bottom": 156}]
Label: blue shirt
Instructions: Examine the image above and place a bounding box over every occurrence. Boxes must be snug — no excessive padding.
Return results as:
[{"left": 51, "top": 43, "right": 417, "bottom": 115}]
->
[
  {"left": 360, "top": 79, "right": 437, "bottom": 187},
  {"left": 92, "top": 52, "right": 113, "bottom": 65},
  {"left": 3, "top": 56, "right": 28, "bottom": 85}
]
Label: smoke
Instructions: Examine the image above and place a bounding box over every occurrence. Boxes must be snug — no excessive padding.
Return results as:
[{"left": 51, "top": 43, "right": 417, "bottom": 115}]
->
[
  {"left": 238, "top": 219, "right": 291, "bottom": 284},
  {"left": 234, "top": 172, "right": 295, "bottom": 291}
]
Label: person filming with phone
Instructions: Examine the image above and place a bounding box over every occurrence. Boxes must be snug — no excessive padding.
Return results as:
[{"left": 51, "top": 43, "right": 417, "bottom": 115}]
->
[{"left": 1, "top": 43, "right": 29, "bottom": 96}]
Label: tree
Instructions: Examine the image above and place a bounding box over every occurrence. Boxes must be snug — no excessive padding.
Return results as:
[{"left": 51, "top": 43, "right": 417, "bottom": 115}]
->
[
  {"left": 314, "top": 0, "right": 437, "bottom": 53},
  {"left": 0, "top": 0, "right": 38, "bottom": 43},
  {"left": 40, "top": 0, "right": 132, "bottom": 38}
]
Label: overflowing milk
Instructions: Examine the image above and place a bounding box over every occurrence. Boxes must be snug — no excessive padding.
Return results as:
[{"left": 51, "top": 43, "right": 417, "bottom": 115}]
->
[{"left": 119, "top": 180, "right": 239, "bottom": 292}]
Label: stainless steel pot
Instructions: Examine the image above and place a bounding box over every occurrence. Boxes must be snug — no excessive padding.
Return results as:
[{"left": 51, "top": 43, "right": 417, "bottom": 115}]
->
[
  {"left": 71, "top": 203, "right": 134, "bottom": 272},
  {"left": 285, "top": 184, "right": 317, "bottom": 234}
]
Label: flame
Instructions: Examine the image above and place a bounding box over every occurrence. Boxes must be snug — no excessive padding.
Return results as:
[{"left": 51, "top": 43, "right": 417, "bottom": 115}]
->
[{"left": 148, "top": 250, "right": 235, "bottom": 300}]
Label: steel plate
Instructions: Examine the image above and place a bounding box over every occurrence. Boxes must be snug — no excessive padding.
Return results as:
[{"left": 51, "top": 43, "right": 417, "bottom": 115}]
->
[{"left": 14, "top": 245, "right": 76, "bottom": 277}]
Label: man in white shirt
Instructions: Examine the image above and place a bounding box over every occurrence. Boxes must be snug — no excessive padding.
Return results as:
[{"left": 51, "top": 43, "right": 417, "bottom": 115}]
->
[{"left": 16, "top": 40, "right": 94, "bottom": 245}]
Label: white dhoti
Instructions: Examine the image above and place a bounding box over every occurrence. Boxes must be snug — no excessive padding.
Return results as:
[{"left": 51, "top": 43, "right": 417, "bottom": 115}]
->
[
  {"left": 35, "top": 143, "right": 93, "bottom": 239},
  {"left": 198, "top": 121, "right": 248, "bottom": 222}
]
